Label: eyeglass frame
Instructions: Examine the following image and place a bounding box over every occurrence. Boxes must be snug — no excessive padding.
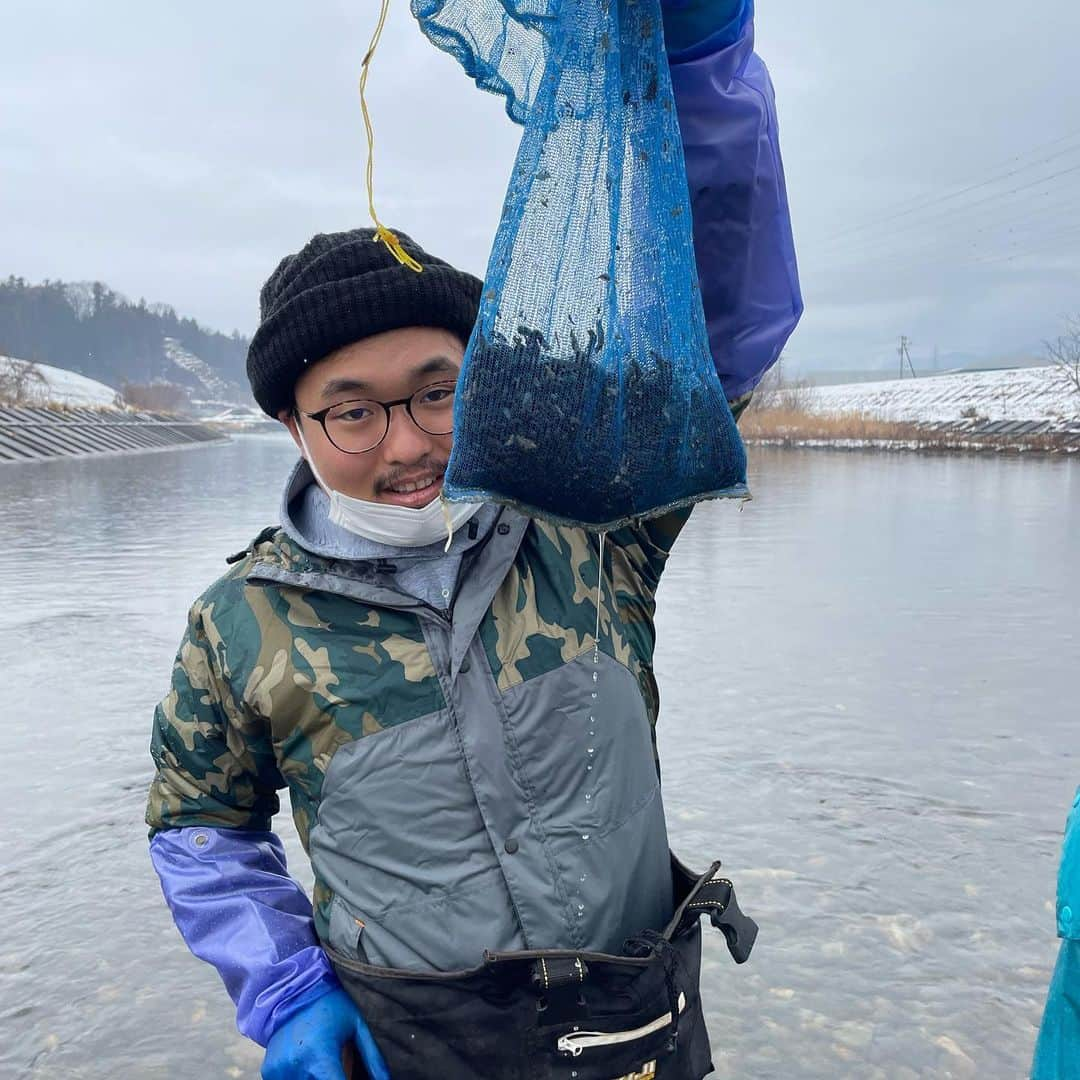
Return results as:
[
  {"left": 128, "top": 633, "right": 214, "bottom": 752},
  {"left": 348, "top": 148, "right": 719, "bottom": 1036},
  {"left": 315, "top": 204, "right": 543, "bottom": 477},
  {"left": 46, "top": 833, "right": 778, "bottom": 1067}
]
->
[{"left": 295, "top": 379, "right": 457, "bottom": 455}]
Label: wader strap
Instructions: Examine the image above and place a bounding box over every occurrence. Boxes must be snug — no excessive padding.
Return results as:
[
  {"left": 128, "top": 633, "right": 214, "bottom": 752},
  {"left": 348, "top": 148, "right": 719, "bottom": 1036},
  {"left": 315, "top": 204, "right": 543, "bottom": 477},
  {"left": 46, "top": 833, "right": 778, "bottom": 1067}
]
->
[
  {"left": 531, "top": 955, "right": 590, "bottom": 1026},
  {"left": 672, "top": 863, "right": 758, "bottom": 965},
  {"left": 530, "top": 955, "right": 589, "bottom": 992}
]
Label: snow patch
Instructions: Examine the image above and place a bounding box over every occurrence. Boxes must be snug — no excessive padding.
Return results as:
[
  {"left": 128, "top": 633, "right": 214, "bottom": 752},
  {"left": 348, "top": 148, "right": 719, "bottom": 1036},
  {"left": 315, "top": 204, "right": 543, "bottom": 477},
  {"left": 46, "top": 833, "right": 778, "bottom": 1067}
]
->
[
  {"left": 0, "top": 356, "right": 120, "bottom": 408},
  {"left": 802, "top": 366, "right": 1079, "bottom": 425},
  {"left": 163, "top": 337, "right": 230, "bottom": 397}
]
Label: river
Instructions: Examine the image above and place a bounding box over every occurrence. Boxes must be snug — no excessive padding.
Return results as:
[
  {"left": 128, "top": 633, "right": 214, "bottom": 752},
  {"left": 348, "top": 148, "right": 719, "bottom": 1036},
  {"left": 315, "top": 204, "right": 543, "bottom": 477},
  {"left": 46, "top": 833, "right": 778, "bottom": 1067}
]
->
[{"left": 0, "top": 437, "right": 1075, "bottom": 1078}]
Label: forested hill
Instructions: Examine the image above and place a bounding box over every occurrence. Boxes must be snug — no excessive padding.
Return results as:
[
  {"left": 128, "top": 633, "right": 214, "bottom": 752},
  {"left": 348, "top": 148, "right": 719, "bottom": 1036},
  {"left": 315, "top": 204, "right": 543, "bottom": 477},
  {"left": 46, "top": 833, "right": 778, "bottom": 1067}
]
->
[{"left": 0, "top": 276, "right": 251, "bottom": 403}]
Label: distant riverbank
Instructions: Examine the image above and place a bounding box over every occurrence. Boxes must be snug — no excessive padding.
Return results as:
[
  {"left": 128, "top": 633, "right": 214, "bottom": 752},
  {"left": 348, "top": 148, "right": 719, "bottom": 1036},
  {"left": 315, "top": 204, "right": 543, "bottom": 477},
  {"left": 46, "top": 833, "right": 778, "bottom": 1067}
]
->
[
  {"left": 743, "top": 367, "right": 1080, "bottom": 454},
  {"left": 741, "top": 410, "right": 1080, "bottom": 454}
]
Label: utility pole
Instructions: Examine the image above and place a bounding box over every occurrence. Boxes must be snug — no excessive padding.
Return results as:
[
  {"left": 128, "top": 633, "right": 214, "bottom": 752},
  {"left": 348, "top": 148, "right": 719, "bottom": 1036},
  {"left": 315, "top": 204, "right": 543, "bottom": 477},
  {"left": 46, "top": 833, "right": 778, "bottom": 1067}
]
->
[{"left": 898, "top": 336, "right": 916, "bottom": 379}]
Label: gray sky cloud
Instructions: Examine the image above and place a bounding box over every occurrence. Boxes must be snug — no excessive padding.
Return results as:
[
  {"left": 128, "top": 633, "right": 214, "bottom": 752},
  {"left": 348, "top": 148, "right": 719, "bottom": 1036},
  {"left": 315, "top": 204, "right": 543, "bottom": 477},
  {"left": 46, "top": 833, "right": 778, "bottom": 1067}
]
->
[{"left": 3, "top": 0, "right": 1078, "bottom": 374}]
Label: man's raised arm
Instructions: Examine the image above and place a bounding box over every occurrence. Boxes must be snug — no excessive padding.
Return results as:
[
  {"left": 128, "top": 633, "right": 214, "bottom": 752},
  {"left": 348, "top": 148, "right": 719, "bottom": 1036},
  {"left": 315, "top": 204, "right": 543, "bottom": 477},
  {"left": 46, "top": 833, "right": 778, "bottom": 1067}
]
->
[{"left": 667, "top": 0, "right": 803, "bottom": 406}]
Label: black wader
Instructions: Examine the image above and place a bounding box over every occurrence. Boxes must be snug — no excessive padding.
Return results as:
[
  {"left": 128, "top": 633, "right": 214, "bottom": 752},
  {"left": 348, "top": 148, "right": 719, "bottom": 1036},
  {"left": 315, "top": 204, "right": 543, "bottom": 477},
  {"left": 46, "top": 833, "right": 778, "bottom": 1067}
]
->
[{"left": 331, "top": 856, "right": 756, "bottom": 1079}]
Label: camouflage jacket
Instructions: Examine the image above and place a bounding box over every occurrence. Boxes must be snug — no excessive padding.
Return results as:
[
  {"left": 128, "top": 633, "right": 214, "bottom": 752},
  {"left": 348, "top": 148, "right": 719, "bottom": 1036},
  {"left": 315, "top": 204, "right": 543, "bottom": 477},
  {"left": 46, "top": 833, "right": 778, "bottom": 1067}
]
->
[{"left": 146, "top": 503, "right": 693, "bottom": 972}]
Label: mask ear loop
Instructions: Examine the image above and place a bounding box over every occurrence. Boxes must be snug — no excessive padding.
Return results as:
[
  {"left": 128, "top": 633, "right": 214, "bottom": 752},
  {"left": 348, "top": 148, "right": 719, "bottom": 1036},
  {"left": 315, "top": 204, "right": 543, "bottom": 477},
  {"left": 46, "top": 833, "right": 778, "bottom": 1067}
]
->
[
  {"left": 294, "top": 417, "right": 333, "bottom": 497},
  {"left": 441, "top": 495, "right": 455, "bottom": 553}
]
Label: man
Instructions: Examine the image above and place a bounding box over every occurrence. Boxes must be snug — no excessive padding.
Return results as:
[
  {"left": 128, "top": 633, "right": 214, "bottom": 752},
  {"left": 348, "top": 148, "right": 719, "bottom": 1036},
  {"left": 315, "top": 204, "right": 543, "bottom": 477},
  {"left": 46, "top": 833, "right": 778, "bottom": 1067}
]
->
[{"left": 146, "top": 2, "right": 801, "bottom": 1077}]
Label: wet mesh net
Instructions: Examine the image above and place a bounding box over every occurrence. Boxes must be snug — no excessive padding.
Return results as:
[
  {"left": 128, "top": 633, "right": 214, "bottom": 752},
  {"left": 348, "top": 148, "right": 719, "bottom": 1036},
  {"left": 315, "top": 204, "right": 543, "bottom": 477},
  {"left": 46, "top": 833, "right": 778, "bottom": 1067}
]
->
[{"left": 413, "top": 0, "right": 748, "bottom": 529}]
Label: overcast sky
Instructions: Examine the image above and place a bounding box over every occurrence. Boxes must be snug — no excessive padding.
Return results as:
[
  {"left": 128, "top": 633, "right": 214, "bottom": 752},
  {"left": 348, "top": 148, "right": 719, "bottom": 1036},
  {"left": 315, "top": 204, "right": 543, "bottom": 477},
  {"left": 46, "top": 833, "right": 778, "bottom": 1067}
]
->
[{"left": 3, "top": 1, "right": 1079, "bottom": 374}]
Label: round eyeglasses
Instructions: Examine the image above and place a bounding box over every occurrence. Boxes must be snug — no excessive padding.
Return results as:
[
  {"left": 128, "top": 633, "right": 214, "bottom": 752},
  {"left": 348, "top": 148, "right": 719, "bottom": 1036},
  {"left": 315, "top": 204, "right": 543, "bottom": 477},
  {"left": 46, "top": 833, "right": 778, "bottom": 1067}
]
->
[{"left": 301, "top": 380, "right": 456, "bottom": 454}]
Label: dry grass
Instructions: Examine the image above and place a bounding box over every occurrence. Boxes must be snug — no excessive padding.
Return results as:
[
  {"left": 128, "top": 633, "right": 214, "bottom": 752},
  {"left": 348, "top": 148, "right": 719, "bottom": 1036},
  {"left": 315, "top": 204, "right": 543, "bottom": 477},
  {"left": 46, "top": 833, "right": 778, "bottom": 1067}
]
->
[
  {"left": 741, "top": 407, "right": 921, "bottom": 442},
  {"left": 741, "top": 407, "right": 1074, "bottom": 454},
  {"left": 119, "top": 380, "right": 189, "bottom": 415}
]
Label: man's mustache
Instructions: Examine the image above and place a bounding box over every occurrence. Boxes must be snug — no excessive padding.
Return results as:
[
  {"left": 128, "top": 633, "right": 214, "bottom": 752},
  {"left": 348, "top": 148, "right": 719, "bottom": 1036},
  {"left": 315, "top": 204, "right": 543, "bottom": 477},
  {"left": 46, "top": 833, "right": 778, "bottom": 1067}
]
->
[{"left": 374, "top": 457, "right": 450, "bottom": 494}]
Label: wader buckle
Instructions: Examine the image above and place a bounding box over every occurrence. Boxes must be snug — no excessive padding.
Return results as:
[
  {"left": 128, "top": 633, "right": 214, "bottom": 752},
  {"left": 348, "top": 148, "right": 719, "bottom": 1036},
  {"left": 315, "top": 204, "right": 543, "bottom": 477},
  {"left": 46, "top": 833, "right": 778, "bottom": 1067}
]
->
[{"left": 679, "top": 868, "right": 758, "bottom": 964}]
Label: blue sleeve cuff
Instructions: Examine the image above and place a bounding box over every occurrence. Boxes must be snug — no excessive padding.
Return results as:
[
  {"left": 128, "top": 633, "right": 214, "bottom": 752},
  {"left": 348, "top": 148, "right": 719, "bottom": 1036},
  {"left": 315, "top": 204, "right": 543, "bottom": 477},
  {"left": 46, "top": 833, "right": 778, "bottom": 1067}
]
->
[
  {"left": 260, "top": 974, "right": 342, "bottom": 1043},
  {"left": 666, "top": 0, "right": 752, "bottom": 62}
]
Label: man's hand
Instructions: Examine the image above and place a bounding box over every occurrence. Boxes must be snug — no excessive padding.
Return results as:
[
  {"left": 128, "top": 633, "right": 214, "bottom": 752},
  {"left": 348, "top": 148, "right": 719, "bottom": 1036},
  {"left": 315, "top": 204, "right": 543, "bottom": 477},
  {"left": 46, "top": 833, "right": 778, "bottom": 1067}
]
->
[
  {"left": 661, "top": 0, "right": 749, "bottom": 54},
  {"left": 262, "top": 988, "right": 390, "bottom": 1080}
]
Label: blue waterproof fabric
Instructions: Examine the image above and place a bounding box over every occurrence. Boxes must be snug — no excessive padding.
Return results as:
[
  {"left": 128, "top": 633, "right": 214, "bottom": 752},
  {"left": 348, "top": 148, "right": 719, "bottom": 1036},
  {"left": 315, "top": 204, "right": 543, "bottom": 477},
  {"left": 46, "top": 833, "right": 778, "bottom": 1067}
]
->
[
  {"left": 662, "top": 0, "right": 750, "bottom": 57},
  {"left": 670, "top": 15, "right": 802, "bottom": 401},
  {"left": 1032, "top": 788, "right": 1080, "bottom": 1079},
  {"left": 413, "top": 0, "right": 748, "bottom": 528},
  {"left": 149, "top": 827, "right": 340, "bottom": 1046}
]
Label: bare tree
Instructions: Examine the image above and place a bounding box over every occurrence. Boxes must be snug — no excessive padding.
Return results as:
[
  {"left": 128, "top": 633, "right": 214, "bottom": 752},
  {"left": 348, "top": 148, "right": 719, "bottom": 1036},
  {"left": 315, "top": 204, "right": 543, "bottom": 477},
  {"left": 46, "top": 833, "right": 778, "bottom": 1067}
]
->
[
  {"left": 746, "top": 356, "right": 811, "bottom": 414},
  {"left": 0, "top": 357, "right": 48, "bottom": 406},
  {"left": 1046, "top": 317, "right": 1080, "bottom": 398}
]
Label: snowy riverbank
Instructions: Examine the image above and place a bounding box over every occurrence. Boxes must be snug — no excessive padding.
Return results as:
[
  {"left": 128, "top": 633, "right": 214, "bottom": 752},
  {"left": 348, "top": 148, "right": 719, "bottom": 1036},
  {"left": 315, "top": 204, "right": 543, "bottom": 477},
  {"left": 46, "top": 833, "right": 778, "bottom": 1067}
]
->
[
  {"left": 0, "top": 356, "right": 121, "bottom": 408},
  {"left": 803, "top": 366, "right": 1078, "bottom": 427},
  {"left": 744, "top": 367, "right": 1080, "bottom": 453},
  {"left": 0, "top": 357, "right": 229, "bottom": 463}
]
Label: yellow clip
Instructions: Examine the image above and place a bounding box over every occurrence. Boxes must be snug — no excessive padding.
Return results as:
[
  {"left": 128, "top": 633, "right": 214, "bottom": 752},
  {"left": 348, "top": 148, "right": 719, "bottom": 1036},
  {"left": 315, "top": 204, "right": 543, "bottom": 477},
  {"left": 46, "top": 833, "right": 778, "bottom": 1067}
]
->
[
  {"left": 359, "top": 0, "right": 424, "bottom": 274},
  {"left": 375, "top": 225, "right": 424, "bottom": 273}
]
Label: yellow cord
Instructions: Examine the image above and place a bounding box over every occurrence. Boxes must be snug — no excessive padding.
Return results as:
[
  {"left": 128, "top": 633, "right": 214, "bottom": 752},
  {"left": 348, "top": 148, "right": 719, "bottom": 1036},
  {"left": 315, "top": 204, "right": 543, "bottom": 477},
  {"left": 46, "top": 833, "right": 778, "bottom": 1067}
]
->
[{"left": 359, "top": 0, "right": 424, "bottom": 273}]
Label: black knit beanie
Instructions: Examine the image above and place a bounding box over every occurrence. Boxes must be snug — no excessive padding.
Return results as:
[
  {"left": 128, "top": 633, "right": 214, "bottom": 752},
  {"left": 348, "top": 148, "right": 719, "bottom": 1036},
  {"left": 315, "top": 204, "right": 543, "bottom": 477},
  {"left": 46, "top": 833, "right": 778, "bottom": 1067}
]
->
[{"left": 246, "top": 228, "right": 483, "bottom": 417}]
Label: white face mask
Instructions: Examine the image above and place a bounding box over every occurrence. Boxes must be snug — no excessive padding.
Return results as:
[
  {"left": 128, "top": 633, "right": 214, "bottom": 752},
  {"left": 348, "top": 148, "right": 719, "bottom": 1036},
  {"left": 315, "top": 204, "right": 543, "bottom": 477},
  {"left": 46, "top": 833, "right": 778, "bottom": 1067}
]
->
[{"left": 296, "top": 424, "right": 480, "bottom": 550}]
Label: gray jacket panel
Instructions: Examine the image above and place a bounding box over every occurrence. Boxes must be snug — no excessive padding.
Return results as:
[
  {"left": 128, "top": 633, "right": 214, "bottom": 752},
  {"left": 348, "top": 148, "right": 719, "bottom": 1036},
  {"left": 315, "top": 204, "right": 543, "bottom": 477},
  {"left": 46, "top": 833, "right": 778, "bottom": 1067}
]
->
[{"left": 264, "top": 508, "right": 674, "bottom": 971}]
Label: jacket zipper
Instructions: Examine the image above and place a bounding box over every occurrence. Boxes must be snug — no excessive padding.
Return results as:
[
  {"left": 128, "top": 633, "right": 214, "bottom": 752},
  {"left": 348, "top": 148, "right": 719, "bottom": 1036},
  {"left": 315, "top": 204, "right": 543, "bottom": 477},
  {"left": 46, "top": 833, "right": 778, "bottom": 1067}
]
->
[{"left": 557, "top": 992, "right": 686, "bottom": 1057}]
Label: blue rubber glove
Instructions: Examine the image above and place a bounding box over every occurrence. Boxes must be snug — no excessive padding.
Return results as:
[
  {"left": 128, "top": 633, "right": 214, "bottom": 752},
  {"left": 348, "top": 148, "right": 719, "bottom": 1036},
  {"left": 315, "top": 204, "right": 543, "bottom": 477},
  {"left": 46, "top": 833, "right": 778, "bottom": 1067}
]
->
[
  {"left": 262, "top": 987, "right": 391, "bottom": 1080},
  {"left": 661, "top": 0, "right": 750, "bottom": 55}
]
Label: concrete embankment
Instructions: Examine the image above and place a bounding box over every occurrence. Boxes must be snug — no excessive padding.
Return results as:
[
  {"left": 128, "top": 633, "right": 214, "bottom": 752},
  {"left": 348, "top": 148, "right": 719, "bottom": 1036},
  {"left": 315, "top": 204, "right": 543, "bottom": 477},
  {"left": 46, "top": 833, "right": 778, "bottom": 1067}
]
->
[{"left": 0, "top": 406, "right": 228, "bottom": 464}]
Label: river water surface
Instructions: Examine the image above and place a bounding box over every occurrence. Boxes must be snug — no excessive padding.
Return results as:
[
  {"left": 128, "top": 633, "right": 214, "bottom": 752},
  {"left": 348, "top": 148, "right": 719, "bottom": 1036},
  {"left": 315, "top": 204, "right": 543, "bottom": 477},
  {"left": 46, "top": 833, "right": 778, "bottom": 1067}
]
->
[{"left": 0, "top": 437, "right": 1075, "bottom": 1078}]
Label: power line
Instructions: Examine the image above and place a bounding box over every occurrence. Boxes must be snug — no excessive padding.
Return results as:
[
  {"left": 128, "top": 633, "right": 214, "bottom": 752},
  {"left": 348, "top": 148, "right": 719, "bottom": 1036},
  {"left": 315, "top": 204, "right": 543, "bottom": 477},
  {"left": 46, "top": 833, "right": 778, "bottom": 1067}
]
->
[
  {"left": 808, "top": 215, "right": 1080, "bottom": 283},
  {"left": 823, "top": 158, "right": 1080, "bottom": 255},
  {"left": 805, "top": 181, "right": 1080, "bottom": 261},
  {"left": 973, "top": 221, "right": 1080, "bottom": 266},
  {"left": 827, "top": 127, "right": 1080, "bottom": 244},
  {"left": 812, "top": 188, "right": 1080, "bottom": 272},
  {"left": 817, "top": 162, "right": 1080, "bottom": 262}
]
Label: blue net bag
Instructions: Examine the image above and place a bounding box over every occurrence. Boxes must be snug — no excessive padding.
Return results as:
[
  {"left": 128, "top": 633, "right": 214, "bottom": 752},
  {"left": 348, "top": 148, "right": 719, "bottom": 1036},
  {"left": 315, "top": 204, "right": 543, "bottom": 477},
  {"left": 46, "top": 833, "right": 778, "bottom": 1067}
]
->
[{"left": 413, "top": 0, "right": 748, "bottom": 528}]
